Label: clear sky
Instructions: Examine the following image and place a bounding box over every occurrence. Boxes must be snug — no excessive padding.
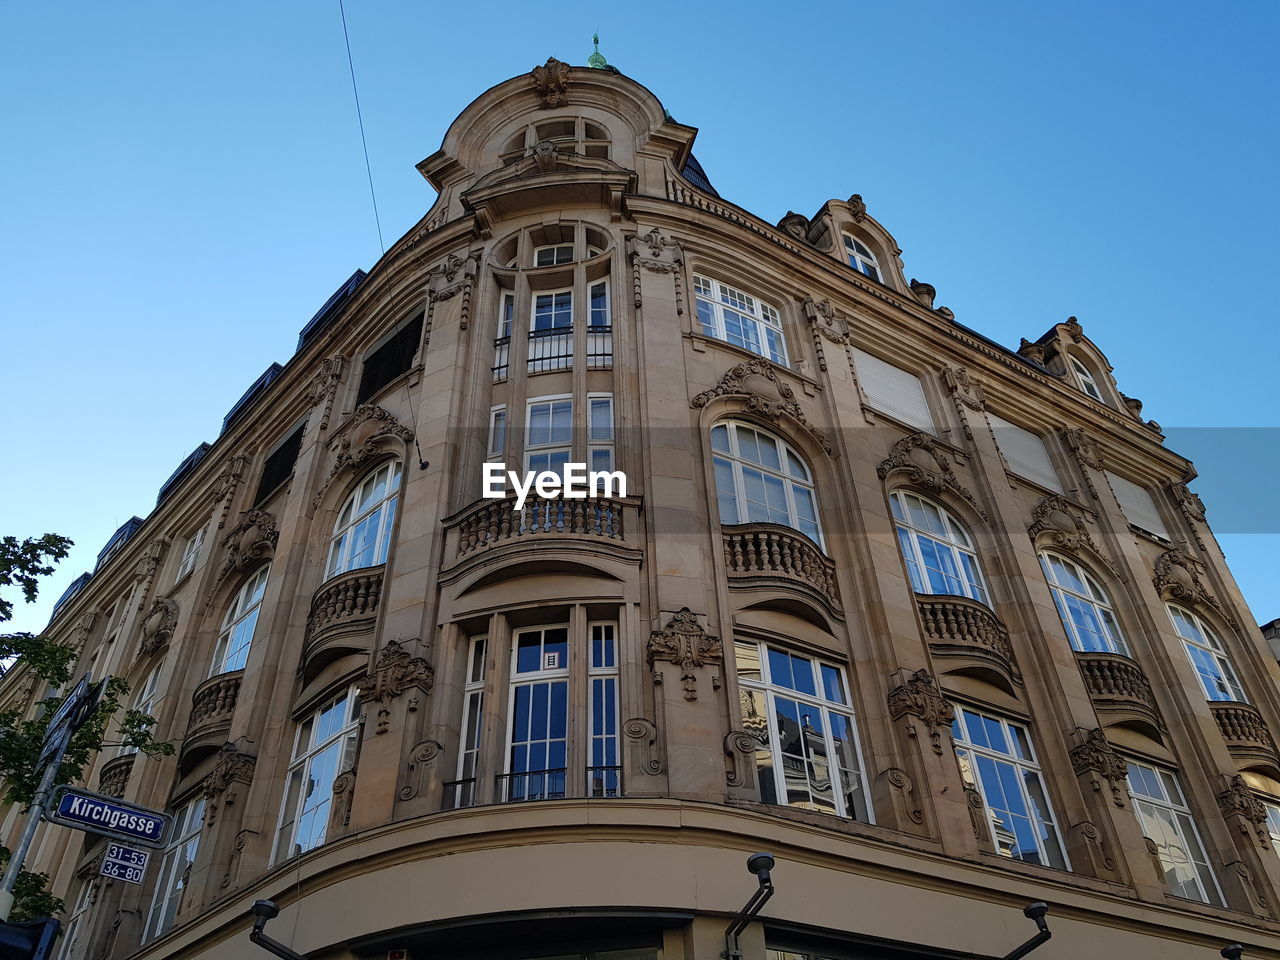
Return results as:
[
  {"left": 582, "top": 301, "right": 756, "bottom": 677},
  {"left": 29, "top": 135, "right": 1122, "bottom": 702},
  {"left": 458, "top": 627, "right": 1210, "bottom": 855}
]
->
[{"left": 2, "top": 1, "right": 1277, "bottom": 634}]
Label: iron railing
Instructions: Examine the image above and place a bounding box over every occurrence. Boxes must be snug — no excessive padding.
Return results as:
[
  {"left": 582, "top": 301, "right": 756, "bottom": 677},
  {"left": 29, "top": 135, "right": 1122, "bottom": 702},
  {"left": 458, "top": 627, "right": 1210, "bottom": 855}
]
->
[{"left": 528, "top": 328, "right": 573, "bottom": 373}]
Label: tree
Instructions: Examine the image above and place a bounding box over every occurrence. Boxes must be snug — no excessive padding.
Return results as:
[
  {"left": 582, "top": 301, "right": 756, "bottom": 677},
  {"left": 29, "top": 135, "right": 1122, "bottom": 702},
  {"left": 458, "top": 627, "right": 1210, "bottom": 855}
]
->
[{"left": 0, "top": 534, "right": 174, "bottom": 921}]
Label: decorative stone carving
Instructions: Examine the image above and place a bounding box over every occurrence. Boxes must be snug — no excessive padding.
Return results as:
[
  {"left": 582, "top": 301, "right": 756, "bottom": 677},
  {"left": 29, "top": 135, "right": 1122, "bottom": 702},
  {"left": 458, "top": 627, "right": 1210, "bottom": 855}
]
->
[
  {"left": 1017, "top": 338, "right": 1047, "bottom": 365},
  {"left": 357, "top": 640, "right": 434, "bottom": 735},
  {"left": 846, "top": 194, "right": 867, "bottom": 222},
  {"left": 876, "top": 434, "right": 986, "bottom": 521},
  {"left": 132, "top": 538, "right": 167, "bottom": 610},
  {"left": 331, "top": 769, "right": 357, "bottom": 831},
  {"left": 623, "top": 717, "right": 663, "bottom": 775},
  {"left": 886, "top": 668, "right": 954, "bottom": 755},
  {"left": 647, "top": 608, "right": 722, "bottom": 702},
  {"left": 626, "top": 227, "right": 685, "bottom": 314},
  {"left": 201, "top": 744, "right": 256, "bottom": 827},
  {"left": 398, "top": 739, "right": 443, "bottom": 801},
  {"left": 909, "top": 279, "right": 936, "bottom": 309},
  {"left": 313, "top": 404, "right": 415, "bottom": 509},
  {"left": 1217, "top": 774, "right": 1269, "bottom": 846},
  {"left": 1069, "top": 727, "right": 1129, "bottom": 808},
  {"left": 307, "top": 355, "right": 346, "bottom": 431},
  {"left": 137, "top": 597, "right": 178, "bottom": 657},
  {"left": 530, "top": 56, "right": 571, "bottom": 108},
  {"left": 882, "top": 767, "right": 925, "bottom": 825},
  {"left": 1172, "top": 481, "right": 1208, "bottom": 523},
  {"left": 1062, "top": 427, "right": 1104, "bottom": 471},
  {"left": 427, "top": 251, "right": 479, "bottom": 332},
  {"left": 965, "top": 785, "right": 989, "bottom": 842},
  {"left": 1070, "top": 819, "right": 1117, "bottom": 874},
  {"left": 724, "top": 730, "right": 757, "bottom": 788},
  {"left": 209, "top": 511, "right": 277, "bottom": 600},
  {"left": 1229, "top": 859, "right": 1269, "bottom": 910},
  {"left": 221, "top": 829, "right": 257, "bottom": 889},
  {"left": 691, "top": 358, "right": 834, "bottom": 456},
  {"left": 800, "top": 297, "right": 850, "bottom": 374},
  {"left": 777, "top": 211, "right": 810, "bottom": 241},
  {"left": 1027, "top": 494, "right": 1106, "bottom": 561},
  {"left": 1063, "top": 315, "right": 1084, "bottom": 342},
  {"left": 210, "top": 454, "right": 252, "bottom": 530},
  {"left": 1154, "top": 549, "right": 1220, "bottom": 610},
  {"left": 939, "top": 366, "right": 985, "bottom": 441}
]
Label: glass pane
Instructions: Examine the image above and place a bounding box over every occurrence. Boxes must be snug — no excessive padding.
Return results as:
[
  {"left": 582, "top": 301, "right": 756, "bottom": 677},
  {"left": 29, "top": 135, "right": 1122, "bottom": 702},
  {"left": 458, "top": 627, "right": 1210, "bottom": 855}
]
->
[{"left": 735, "top": 641, "right": 762, "bottom": 682}]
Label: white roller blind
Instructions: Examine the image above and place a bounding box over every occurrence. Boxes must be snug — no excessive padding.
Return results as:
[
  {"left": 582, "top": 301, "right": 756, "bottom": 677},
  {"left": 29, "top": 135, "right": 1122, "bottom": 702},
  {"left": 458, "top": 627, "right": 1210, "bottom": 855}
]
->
[
  {"left": 987, "top": 413, "right": 1061, "bottom": 492},
  {"left": 853, "top": 348, "right": 935, "bottom": 434},
  {"left": 1106, "top": 471, "right": 1170, "bottom": 539}
]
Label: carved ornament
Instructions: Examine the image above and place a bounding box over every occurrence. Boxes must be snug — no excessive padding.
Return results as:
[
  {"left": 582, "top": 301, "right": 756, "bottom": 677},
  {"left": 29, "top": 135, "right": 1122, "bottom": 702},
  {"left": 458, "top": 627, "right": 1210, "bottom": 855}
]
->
[
  {"left": 398, "top": 739, "right": 443, "bottom": 801},
  {"left": 647, "top": 608, "right": 722, "bottom": 701},
  {"left": 137, "top": 597, "right": 178, "bottom": 657},
  {"left": 1017, "top": 338, "right": 1048, "bottom": 365},
  {"left": 313, "top": 404, "right": 414, "bottom": 509},
  {"left": 1027, "top": 495, "right": 1104, "bottom": 557},
  {"left": 202, "top": 743, "right": 256, "bottom": 826},
  {"left": 1217, "top": 774, "right": 1269, "bottom": 846},
  {"left": 357, "top": 640, "right": 434, "bottom": 734},
  {"left": 777, "top": 211, "right": 810, "bottom": 241},
  {"left": 692, "top": 358, "right": 834, "bottom": 456},
  {"left": 307, "top": 355, "right": 346, "bottom": 431},
  {"left": 530, "top": 56, "right": 571, "bottom": 108},
  {"left": 211, "top": 454, "right": 253, "bottom": 530},
  {"left": 876, "top": 434, "right": 986, "bottom": 521},
  {"left": 909, "top": 279, "right": 936, "bottom": 309},
  {"left": 1069, "top": 727, "right": 1128, "bottom": 807},
  {"left": 623, "top": 717, "right": 663, "bottom": 775},
  {"left": 883, "top": 767, "right": 925, "bottom": 824},
  {"left": 626, "top": 227, "right": 686, "bottom": 314},
  {"left": 210, "top": 510, "right": 277, "bottom": 599},
  {"left": 1172, "top": 482, "right": 1208, "bottom": 524},
  {"left": 1154, "top": 549, "right": 1220, "bottom": 610},
  {"left": 724, "top": 730, "right": 757, "bottom": 788},
  {"left": 886, "top": 668, "right": 954, "bottom": 755},
  {"left": 1062, "top": 427, "right": 1104, "bottom": 471},
  {"left": 847, "top": 194, "right": 867, "bottom": 221}
]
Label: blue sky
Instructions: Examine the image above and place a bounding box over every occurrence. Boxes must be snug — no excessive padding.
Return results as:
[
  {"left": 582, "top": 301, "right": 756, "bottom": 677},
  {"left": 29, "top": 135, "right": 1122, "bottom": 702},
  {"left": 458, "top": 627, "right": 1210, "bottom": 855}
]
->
[{"left": 2, "top": 1, "right": 1277, "bottom": 633}]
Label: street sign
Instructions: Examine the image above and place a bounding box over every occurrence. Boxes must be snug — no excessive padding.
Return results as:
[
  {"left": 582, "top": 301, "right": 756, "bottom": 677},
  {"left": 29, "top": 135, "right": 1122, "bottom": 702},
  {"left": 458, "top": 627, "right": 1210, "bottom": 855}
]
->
[
  {"left": 37, "top": 676, "right": 105, "bottom": 769},
  {"left": 43, "top": 786, "right": 171, "bottom": 849},
  {"left": 42, "top": 677, "right": 89, "bottom": 735},
  {"left": 99, "top": 843, "right": 150, "bottom": 885},
  {"left": 34, "top": 723, "right": 70, "bottom": 772}
]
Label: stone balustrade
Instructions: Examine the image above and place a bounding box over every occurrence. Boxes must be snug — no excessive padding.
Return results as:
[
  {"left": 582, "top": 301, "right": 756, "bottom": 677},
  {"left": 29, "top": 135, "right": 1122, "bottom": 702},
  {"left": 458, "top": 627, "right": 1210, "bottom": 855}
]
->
[
  {"left": 916, "top": 594, "right": 1016, "bottom": 681},
  {"left": 187, "top": 670, "right": 243, "bottom": 733},
  {"left": 1075, "top": 651, "right": 1163, "bottom": 732},
  {"left": 1211, "top": 702, "right": 1280, "bottom": 765},
  {"left": 722, "top": 524, "right": 840, "bottom": 610},
  {"left": 448, "top": 496, "right": 632, "bottom": 560},
  {"left": 97, "top": 753, "right": 135, "bottom": 799},
  {"left": 306, "top": 566, "right": 385, "bottom": 644}
]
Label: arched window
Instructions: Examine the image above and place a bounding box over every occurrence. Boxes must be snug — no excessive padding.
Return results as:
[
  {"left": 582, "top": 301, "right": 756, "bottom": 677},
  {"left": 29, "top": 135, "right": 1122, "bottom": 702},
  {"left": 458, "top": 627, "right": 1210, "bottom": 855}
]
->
[
  {"left": 711, "top": 421, "right": 821, "bottom": 546},
  {"left": 843, "top": 234, "right": 881, "bottom": 282},
  {"left": 210, "top": 565, "right": 269, "bottom": 676},
  {"left": 1039, "top": 553, "right": 1128, "bottom": 656},
  {"left": 1168, "top": 604, "right": 1245, "bottom": 702},
  {"left": 1069, "top": 356, "right": 1104, "bottom": 402},
  {"left": 326, "top": 460, "right": 402, "bottom": 579},
  {"left": 890, "top": 491, "right": 986, "bottom": 603}
]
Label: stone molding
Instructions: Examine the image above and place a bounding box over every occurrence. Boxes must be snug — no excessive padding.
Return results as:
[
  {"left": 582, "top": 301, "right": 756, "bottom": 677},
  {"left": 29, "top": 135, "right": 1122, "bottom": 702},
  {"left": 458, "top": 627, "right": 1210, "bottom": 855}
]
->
[
  {"left": 647, "top": 608, "right": 722, "bottom": 702},
  {"left": 877, "top": 433, "right": 986, "bottom": 521},
  {"left": 1069, "top": 727, "right": 1129, "bottom": 808},
  {"left": 357, "top": 640, "right": 435, "bottom": 735},
  {"left": 692, "top": 358, "right": 834, "bottom": 456},
  {"left": 886, "top": 667, "right": 954, "bottom": 755}
]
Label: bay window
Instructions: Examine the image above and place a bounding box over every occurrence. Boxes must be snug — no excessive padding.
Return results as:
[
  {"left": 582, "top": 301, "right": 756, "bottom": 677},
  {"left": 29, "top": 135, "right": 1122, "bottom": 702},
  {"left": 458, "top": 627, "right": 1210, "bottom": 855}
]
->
[
  {"left": 326, "top": 460, "right": 401, "bottom": 578},
  {"left": 891, "top": 491, "right": 986, "bottom": 602},
  {"left": 712, "top": 421, "right": 821, "bottom": 546}
]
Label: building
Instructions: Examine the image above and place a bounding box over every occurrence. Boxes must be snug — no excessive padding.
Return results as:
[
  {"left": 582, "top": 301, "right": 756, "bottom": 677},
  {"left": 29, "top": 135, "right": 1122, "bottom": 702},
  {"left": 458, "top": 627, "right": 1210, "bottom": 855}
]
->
[{"left": 7, "top": 51, "right": 1280, "bottom": 960}]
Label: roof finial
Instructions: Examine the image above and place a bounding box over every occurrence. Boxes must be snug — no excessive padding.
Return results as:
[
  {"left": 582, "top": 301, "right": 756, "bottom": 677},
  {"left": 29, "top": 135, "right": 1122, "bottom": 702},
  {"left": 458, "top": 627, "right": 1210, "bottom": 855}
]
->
[{"left": 587, "top": 32, "right": 609, "bottom": 69}]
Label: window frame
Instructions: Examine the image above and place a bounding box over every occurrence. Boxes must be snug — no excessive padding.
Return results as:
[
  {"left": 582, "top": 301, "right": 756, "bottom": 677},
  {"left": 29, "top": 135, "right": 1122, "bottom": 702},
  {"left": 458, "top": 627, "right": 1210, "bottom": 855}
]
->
[
  {"left": 1126, "top": 758, "right": 1223, "bottom": 905},
  {"left": 58, "top": 881, "right": 96, "bottom": 960},
  {"left": 142, "top": 795, "right": 206, "bottom": 943},
  {"left": 272, "top": 686, "right": 362, "bottom": 863},
  {"left": 503, "top": 624, "right": 572, "bottom": 802},
  {"left": 525, "top": 395, "right": 574, "bottom": 479},
  {"left": 587, "top": 393, "right": 615, "bottom": 473},
  {"left": 1069, "top": 355, "right": 1105, "bottom": 402},
  {"left": 450, "top": 635, "right": 488, "bottom": 808},
  {"left": 175, "top": 525, "right": 205, "bottom": 583},
  {"left": 1039, "top": 552, "right": 1129, "bottom": 656},
  {"left": 325, "top": 460, "right": 402, "bottom": 580},
  {"left": 1167, "top": 604, "right": 1246, "bottom": 703},
  {"left": 693, "top": 274, "right": 788, "bottom": 365},
  {"left": 842, "top": 234, "right": 882, "bottom": 282},
  {"left": 118, "top": 662, "right": 162, "bottom": 757},
  {"left": 528, "top": 287, "right": 575, "bottom": 373},
  {"left": 533, "top": 243, "right": 575, "bottom": 266},
  {"left": 734, "top": 638, "right": 872, "bottom": 822},
  {"left": 952, "top": 705, "right": 1069, "bottom": 870},
  {"left": 711, "top": 420, "right": 822, "bottom": 548},
  {"left": 890, "top": 490, "right": 987, "bottom": 603},
  {"left": 209, "top": 565, "right": 269, "bottom": 676}
]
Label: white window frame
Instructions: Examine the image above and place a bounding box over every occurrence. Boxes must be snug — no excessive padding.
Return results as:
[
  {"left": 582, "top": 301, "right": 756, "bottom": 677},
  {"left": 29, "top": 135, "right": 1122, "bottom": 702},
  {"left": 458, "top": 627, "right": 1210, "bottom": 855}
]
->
[
  {"left": 59, "top": 882, "right": 95, "bottom": 960},
  {"left": 694, "top": 275, "right": 788, "bottom": 365},
  {"left": 1126, "top": 759, "right": 1223, "bottom": 905},
  {"left": 842, "top": 234, "right": 881, "bottom": 282},
  {"left": 325, "top": 460, "right": 402, "bottom": 579},
  {"left": 210, "top": 565, "right": 269, "bottom": 676},
  {"left": 533, "top": 243, "right": 575, "bottom": 266},
  {"left": 1040, "top": 552, "right": 1129, "bottom": 656},
  {"left": 1069, "top": 355, "right": 1104, "bottom": 401},
  {"left": 529, "top": 287, "right": 574, "bottom": 373},
  {"left": 103, "top": 590, "right": 132, "bottom": 646},
  {"left": 493, "top": 291, "right": 514, "bottom": 382},
  {"left": 118, "top": 663, "right": 162, "bottom": 757},
  {"left": 504, "top": 625, "right": 571, "bottom": 801},
  {"left": 488, "top": 405, "right": 507, "bottom": 458},
  {"left": 272, "top": 686, "right": 361, "bottom": 863},
  {"left": 587, "top": 278, "right": 612, "bottom": 369},
  {"left": 451, "top": 635, "right": 488, "bottom": 808},
  {"left": 952, "top": 706, "right": 1069, "bottom": 869},
  {"left": 711, "top": 420, "right": 822, "bottom": 547},
  {"left": 890, "top": 491, "right": 987, "bottom": 603},
  {"left": 1264, "top": 798, "right": 1280, "bottom": 859},
  {"left": 175, "top": 525, "right": 205, "bottom": 583},
  {"left": 525, "top": 395, "right": 574, "bottom": 478},
  {"left": 588, "top": 622, "right": 620, "bottom": 798},
  {"left": 587, "top": 393, "right": 614, "bottom": 473},
  {"left": 734, "top": 639, "right": 871, "bottom": 821},
  {"left": 1168, "top": 604, "right": 1246, "bottom": 702},
  {"left": 142, "top": 795, "right": 205, "bottom": 942}
]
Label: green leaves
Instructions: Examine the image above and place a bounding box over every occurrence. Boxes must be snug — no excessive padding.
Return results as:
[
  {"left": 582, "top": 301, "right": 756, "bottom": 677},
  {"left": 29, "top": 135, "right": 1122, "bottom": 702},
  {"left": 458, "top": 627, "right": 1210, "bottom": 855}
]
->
[{"left": 0, "top": 534, "right": 72, "bottom": 624}]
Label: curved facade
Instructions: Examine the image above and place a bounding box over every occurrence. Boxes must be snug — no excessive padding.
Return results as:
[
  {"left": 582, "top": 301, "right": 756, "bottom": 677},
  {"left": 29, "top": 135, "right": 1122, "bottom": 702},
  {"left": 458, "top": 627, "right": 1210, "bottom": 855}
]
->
[{"left": 9, "top": 56, "right": 1280, "bottom": 960}]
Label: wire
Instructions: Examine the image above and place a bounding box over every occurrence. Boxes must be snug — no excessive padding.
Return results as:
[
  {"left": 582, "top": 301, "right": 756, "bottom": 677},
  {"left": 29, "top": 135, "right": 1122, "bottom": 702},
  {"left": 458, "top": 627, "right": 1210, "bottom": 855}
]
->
[{"left": 339, "top": 0, "right": 385, "bottom": 254}]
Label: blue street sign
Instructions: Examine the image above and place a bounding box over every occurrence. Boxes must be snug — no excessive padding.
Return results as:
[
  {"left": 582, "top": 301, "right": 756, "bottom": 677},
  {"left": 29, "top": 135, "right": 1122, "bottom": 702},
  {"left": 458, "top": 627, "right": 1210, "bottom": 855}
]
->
[
  {"left": 100, "top": 842, "right": 150, "bottom": 885},
  {"left": 43, "top": 787, "right": 171, "bottom": 849}
]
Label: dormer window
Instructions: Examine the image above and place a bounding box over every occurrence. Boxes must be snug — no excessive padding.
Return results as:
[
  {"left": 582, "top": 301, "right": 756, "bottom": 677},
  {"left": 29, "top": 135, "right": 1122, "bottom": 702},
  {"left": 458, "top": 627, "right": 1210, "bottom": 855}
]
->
[
  {"left": 1069, "top": 356, "right": 1105, "bottom": 402},
  {"left": 534, "top": 244, "right": 575, "bottom": 267},
  {"left": 843, "top": 235, "right": 881, "bottom": 282},
  {"left": 500, "top": 118, "right": 611, "bottom": 165}
]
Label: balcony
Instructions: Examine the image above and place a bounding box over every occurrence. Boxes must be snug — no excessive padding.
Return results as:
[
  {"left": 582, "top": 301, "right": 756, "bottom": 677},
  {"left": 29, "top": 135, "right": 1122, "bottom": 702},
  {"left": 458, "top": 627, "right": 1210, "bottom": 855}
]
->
[
  {"left": 916, "top": 594, "right": 1018, "bottom": 689},
  {"left": 446, "top": 766, "right": 623, "bottom": 809},
  {"left": 722, "top": 524, "right": 841, "bottom": 613},
  {"left": 442, "top": 496, "right": 642, "bottom": 575},
  {"left": 302, "top": 566, "right": 385, "bottom": 680},
  {"left": 97, "top": 753, "right": 134, "bottom": 799},
  {"left": 181, "top": 670, "right": 243, "bottom": 768},
  {"left": 1075, "top": 651, "right": 1162, "bottom": 736},
  {"left": 1211, "top": 702, "right": 1280, "bottom": 768}
]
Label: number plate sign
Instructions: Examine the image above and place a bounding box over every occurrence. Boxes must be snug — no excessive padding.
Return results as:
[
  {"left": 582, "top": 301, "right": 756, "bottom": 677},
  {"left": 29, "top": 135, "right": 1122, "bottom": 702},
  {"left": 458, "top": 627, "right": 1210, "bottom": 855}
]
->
[
  {"left": 44, "top": 786, "right": 171, "bottom": 849},
  {"left": 100, "top": 842, "right": 150, "bottom": 884}
]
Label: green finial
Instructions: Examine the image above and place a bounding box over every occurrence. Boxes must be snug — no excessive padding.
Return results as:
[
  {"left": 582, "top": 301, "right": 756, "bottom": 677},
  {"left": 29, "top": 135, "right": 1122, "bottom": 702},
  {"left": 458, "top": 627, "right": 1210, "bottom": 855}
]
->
[{"left": 587, "top": 32, "right": 608, "bottom": 69}]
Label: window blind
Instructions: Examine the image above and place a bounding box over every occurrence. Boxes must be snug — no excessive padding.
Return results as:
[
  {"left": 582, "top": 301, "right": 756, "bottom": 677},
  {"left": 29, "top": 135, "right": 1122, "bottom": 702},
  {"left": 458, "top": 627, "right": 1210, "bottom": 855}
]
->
[
  {"left": 853, "top": 348, "right": 934, "bottom": 434},
  {"left": 1106, "top": 471, "right": 1170, "bottom": 539},
  {"left": 987, "top": 413, "right": 1061, "bottom": 492}
]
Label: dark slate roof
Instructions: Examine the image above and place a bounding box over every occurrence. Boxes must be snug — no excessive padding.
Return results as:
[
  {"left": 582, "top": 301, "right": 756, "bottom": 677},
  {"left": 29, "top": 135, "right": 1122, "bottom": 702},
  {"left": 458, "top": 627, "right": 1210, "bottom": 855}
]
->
[
  {"left": 221, "top": 363, "right": 284, "bottom": 435},
  {"left": 156, "top": 442, "right": 212, "bottom": 506},
  {"left": 680, "top": 153, "right": 719, "bottom": 197},
  {"left": 296, "top": 269, "right": 367, "bottom": 352},
  {"left": 95, "top": 517, "right": 145, "bottom": 571},
  {"left": 51, "top": 572, "right": 93, "bottom": 622}
]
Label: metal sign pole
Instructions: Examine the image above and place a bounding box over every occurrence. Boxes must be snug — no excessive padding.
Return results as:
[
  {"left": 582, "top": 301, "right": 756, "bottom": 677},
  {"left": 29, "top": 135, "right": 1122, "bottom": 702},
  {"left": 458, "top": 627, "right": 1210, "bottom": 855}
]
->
[{"left": 0, "top": 727, "right": 68, "bottom": 922}]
